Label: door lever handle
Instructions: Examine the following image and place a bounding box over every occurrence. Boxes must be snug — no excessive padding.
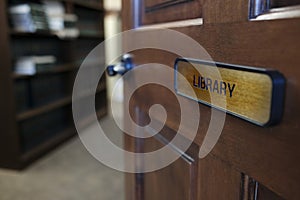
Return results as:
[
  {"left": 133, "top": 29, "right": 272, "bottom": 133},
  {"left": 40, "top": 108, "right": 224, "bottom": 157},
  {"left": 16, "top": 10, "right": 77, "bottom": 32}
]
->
[{"left": 107, "top": 54, "right": 134, "bottom": 76}]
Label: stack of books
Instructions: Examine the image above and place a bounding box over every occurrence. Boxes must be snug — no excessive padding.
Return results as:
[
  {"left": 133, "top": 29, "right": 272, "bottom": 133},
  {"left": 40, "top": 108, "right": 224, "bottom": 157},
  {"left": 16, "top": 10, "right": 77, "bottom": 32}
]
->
[
  {"left": 43, "top": 0, "right": 79, "bottom": 38},
  {"left": 42, "top": 0, "right": 65, "bottom": 31},
  {"left": 14, "top": 55, "right": 57, "bottom": 75},
  {"left": 9, "top": 3, "right": 49, "bottom": 32},
  {"left": 9, "top": 2, "right": 79, "bottom": 38}
]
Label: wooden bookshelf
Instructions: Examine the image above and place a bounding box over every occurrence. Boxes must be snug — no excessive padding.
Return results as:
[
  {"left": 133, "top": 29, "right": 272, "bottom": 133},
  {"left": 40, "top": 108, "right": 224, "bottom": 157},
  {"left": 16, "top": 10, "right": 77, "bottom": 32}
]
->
[{"left": 0, "top": 0, "right": 107, "bottom": 169}]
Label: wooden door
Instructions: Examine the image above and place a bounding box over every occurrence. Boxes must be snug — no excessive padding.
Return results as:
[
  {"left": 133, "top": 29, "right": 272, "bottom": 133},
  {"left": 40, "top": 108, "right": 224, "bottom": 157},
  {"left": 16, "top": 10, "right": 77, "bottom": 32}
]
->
[{"left": 122, "top": 0, "right": 300, "bottom": 199}]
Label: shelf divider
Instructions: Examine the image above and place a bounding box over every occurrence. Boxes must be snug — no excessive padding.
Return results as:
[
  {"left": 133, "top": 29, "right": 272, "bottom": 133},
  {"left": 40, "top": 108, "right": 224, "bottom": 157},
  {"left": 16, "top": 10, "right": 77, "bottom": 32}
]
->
[
  {"left": 17, "top": 96, "right": 72, "bottom": 121},
  {"left": 12, "top": 62, "right": 79, "bottom": 79}
]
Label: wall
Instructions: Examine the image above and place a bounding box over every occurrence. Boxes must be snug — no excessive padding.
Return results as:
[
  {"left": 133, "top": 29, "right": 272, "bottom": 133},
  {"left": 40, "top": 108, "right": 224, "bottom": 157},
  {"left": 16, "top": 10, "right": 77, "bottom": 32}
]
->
[{"left": 104, "top": 0, "right": 123, "bottom": 103}]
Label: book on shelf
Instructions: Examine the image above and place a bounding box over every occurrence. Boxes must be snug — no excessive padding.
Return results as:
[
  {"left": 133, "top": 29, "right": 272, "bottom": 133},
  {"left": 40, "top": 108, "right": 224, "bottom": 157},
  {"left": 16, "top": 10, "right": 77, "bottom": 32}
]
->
[
  {"left": 9, "top": 1, "right": 79, "bottom": 38},
  {"left": 42, "top": 0, "right": 65, "bottom": 31},
  {"left": 43, "top": 0, "right": 79, "bottom": 39},
  {"left": 14, "top": 55, "right": 57, "bottom": 75},
  {"left": 9, "top": 3, "right": 49, "bottom": 32}
]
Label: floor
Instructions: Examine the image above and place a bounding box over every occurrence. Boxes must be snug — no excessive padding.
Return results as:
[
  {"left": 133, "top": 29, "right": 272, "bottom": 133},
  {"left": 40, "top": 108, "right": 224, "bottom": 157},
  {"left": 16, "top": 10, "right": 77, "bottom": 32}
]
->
[{"left": 0, "top": 115, "right": 125, "bottom": 200}]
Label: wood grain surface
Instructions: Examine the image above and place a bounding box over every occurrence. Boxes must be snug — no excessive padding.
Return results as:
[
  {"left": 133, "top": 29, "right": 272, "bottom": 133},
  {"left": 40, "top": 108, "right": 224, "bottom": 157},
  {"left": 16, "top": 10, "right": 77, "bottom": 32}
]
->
[{"left": 123, "top": 0, "right": 300, "bottom": 199}]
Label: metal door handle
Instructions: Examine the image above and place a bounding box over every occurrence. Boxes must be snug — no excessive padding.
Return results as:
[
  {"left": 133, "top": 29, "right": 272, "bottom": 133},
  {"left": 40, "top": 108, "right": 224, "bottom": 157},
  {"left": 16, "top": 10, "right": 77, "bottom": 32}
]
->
[{"left": 107, "top": 54, "right": 134, "bottom": 76}]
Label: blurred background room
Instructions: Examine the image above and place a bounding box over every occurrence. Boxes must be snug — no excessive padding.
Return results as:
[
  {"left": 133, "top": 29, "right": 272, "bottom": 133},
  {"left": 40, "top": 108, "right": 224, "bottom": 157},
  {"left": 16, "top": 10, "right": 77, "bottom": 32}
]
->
[{"left": 0, "top": 0, "right": 124, "bottom": 199}]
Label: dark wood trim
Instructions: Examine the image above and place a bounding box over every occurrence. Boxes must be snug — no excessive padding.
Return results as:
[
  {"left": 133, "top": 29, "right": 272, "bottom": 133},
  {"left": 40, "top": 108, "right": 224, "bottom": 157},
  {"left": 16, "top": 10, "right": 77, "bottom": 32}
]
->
[
  {"left": 140, "top": 0, "right": 202, "bottom": 25},
  {"left": 241, "top": 174, "right": 259, "bottom": 200},
  {"left": 145, "top": 0, "right": 193, "bottom": 13},
  {"left": 0, "top": 0, "right": 21, "bottom": 169},
  {"left": 122, "top": 0, "right": 137, "bottom": 30}
]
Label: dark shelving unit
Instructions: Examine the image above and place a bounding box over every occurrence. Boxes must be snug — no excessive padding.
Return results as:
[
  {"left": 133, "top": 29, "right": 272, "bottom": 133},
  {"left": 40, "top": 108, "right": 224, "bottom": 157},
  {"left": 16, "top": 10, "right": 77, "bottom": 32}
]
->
[{"left": 0, "top": 0, "right": 107, "bottom": 169}]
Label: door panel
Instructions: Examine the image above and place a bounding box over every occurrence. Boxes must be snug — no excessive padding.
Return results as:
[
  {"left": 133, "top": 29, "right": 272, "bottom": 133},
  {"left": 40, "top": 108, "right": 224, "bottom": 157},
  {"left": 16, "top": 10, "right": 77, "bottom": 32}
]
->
[
  {"left": 124, "top": 109, "right": 198, "bottom": 200},
  {"left": 141, "top": 0, "right": 202, "bottom": 25},
  {"left": 198, "top": 155, "right": 241, "bottom": 199},
  {"left": 143, "top": 125, "right": 198, "bottom": 200},
  {"left": 122, "top": 0, "right": 300, "bottom": 199},
  {"left": 202, "top": 0, "right": 248, "bottom": 24},
  {"left": 241, "top": 175, "right": 285, "bottom": 200}
]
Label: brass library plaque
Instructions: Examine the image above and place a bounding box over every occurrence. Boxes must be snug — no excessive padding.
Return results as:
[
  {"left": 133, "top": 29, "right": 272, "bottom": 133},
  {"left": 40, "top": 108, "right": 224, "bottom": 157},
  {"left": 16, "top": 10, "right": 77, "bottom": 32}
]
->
[{"left": 175, "top": 58, "right": 285, "bottom": 126}]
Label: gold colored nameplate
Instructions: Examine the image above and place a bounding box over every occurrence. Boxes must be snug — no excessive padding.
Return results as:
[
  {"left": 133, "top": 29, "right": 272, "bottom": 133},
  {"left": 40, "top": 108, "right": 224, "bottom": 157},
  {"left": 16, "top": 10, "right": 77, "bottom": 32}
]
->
[{"left": 175, "top": 58, "right": 285, "bottom": 126}]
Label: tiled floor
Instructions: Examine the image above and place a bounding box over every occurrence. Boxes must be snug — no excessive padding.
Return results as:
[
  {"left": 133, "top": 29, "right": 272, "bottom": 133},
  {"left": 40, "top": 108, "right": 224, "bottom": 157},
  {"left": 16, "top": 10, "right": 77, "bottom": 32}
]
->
[{"left": 0, "top": 116, "right": 124, "bottom": 200}]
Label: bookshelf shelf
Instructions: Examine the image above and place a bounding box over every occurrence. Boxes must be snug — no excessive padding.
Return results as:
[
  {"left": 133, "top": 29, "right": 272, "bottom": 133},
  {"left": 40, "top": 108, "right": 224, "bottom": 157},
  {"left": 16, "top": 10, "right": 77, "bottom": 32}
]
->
[
  {"left": 12, "top": 62, "right": 79, "bottom": 79},
  {"left": 10, "top": 30, "right": 58, "bottom": 38},
  {"left": 16, "top": 96, "right": 72, "bottom": 121},
  {"left": 0, "top": 0, "right": 107, "bottom": 169},
  {"left": 10, "top": 30, "right": 104, "bottom": 40},
  {"left": 16, "top": 87, "right": 106, "bottom": 122}
]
